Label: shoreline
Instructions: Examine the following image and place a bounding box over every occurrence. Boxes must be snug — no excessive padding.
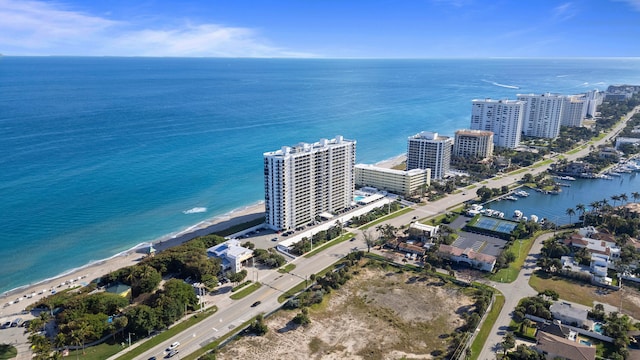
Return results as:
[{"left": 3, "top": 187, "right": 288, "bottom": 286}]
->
[
  {"left": 0, "top": 152, "right": 410, "bottom": 317},
  {"left": 1, "top": 202, "right": 266, "bottom": 317}
]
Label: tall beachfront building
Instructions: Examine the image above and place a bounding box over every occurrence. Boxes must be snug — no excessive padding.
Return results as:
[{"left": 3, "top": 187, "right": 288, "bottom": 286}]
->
[
  {"left": 561, "top": 95, "right": 588, "bottom": 127},
  {"left": 583, "top": 89, "right": 604, "bottom": 118},
  {"left": 470, "top": 99, "right": 524, "bottom": 149},
  {"left": 406, "top": 131, "right": 453, "bottom": 180},
  {"left": 517, "top": 93, "right": 565, "bottom": 139},
  {"left": 453, "top": 129, "right": 494, "bottom": 160},
  {"left": 263, "top": 135, "right": 356, "bottom": 231}
]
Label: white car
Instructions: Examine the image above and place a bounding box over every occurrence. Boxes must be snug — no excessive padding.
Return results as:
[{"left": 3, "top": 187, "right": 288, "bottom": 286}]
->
[{"left": 166, "top": 341, "right": 180, "bottom": 351}]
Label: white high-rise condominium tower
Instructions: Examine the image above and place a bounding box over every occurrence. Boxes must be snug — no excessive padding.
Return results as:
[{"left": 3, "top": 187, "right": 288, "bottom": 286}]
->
[
  {"left": 561, "top": 95, "right": 588, "bottom": 127},
  {"left": 470, "top": 99, "right": 524, "bottom": 149},
  {"left": 263, "top": 135, "right": 356, "bottom": 231},
  {"left": 517, "top": 93, "right": 565, "bottom": 139},
  {"left": 406, "top": 131, "right": 453, "bottom": 180}
]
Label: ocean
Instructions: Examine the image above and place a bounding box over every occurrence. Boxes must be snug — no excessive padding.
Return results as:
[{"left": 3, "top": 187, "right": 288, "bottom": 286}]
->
[{"left": 2, "top": 57, "right": 640, "bottom": 294}]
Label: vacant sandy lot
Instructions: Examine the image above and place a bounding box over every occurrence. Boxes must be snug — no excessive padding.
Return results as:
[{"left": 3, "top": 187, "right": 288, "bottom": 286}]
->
[{"left": 218, "top": 265, "right": 475, "bottom": 360}]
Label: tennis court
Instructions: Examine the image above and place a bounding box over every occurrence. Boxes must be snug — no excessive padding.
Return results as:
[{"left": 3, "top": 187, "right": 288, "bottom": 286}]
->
[{"left": 472, "top": 216, "right": 518, "bottom": 234}]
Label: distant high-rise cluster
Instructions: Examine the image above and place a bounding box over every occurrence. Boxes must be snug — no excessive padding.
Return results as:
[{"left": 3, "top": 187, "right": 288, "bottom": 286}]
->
[{"left": 471, "top": 90, "right": 604, "bottom": 149}]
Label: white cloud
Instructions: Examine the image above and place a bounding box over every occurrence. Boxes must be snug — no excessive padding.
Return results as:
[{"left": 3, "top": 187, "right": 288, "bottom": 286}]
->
[
  {"left": 552, "top": 2, "right": 577, "bottom": 21},
  {"left": 0, "top": 0, "right": 315, "bottom": 57}
]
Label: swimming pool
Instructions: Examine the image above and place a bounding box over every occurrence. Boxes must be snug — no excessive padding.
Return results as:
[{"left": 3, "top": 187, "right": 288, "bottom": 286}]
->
[
  {"left": 580, "top": 339, "right": 592, "bottom": 346},
  {"left": 354, "top": 196, "right": 365, "bottom": 202},
  {"left": 593, "top": 322, "right": 604, "bottom": 334}
]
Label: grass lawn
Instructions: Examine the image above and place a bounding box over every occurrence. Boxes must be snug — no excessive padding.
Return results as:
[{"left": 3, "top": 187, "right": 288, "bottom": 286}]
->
[
  {"left": 532, "top": 159, "right": 553, "bottom": 168},
  {"left": 524, "top": 270, "right": 640, "bottom": 319},
  {"left": 278, "top": 263, "right": 296, "bottom": 273},
  {"left": 469, "top": 292, "right": 504, "bottom": 360},
  {"left": 230, "top": 282, "right": 262, "bottom": 300},
  {"left": 508, "top": 168, "right": 529, "bottom": 175},
  {"left": 113, "top": 307, "right": 217, "bottom": 360},
  {"left": 528, "top": 272, "right": 595, "bottom": 306},
  {"left": 359, "top": 207, "right": 414, "bottom": 230},
  {"left": 488, "top": 233, "right": 542, "bottom": 283},
  {"left": 304, "top": 232, "right": 354, "bottom": 258}
]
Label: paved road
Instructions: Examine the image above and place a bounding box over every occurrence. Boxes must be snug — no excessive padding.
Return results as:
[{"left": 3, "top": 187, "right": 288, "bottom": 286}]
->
[
  {"left": 476, "top": 232, "right": 552, "bottom": 360},
  {"left": 118, "top": 106, "right": 640, "bottom": 360}
]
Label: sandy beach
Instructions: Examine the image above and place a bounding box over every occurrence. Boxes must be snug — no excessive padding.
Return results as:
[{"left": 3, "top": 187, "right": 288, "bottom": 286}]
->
[
  {"left": 375, "top": 153, "right": 406, "bottom": 169},
  {"left": 0, "top": 155, "right": 406, "bottom": 320},
  {"left": 0, "top": 202, "right": 266, "bottom": 320}
]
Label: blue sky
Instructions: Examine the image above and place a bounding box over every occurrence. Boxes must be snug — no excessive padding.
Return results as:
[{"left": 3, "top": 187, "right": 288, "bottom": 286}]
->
[{"left": 1, "top": 0, "right": 639, "bottom": 57}]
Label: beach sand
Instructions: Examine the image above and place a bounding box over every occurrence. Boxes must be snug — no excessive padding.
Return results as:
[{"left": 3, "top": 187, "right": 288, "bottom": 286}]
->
[
  {"left": 0, "top": 154, "right": 406, "bottom": 319},
  {"left": 375, "top": 153, "right": 406, "bottom": 169},
  {"left": 0, "top": 203, "right": 266, "bottom": 320}
]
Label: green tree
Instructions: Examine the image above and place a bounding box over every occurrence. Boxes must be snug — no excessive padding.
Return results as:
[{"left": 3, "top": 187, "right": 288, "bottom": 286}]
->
[
  {"left": 502, "top": 332, "right": 516, "bottom": 355},
  {"left": 125, "top": 304, "right": 159, "bottom": 336}
]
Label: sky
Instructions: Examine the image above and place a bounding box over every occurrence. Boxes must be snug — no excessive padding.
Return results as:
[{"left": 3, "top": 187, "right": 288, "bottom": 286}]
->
[{"left": 1, "top": 0, "right": 639, "bottom": 58}]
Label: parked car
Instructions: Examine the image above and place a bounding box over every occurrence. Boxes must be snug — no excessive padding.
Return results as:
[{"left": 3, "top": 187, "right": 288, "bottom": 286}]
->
[{"left": 1, "top": 321, "right": 11, "bottom": 329}]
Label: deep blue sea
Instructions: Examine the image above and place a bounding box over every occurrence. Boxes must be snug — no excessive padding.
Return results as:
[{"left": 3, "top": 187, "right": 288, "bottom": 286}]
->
[{"left": 2, "top": 57, "right": 640, "bottom": 294}]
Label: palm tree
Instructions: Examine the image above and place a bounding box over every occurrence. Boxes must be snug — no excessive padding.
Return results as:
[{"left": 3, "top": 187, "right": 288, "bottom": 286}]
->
[
  {"left": 566, "top": 208, "right": 576, "bottom": 226},
  {"left": 576, "top": 203, "right": 586, "bottom": 225},
  {"left": 611, "top": 195, "right": 620, "bottom": 207},
  {"left": 620, "top": 193, "right": 628, "bottom": 205},
  {"left": 632, "top": 191, "right": 640, "bottom": 203}
]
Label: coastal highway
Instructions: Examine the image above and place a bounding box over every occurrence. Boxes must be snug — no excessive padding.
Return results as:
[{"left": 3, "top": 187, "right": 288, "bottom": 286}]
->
[
  {"left": 127, "top": 106, "right": 640, "bottom": 359},
  {"left": 129, "top": 238, "right": 362, "bottom": 360}
]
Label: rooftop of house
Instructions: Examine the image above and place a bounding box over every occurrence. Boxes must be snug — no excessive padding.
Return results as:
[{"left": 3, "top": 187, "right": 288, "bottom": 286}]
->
[
  {"left": 438, "top": 244, "right": 496, "bottom": 264},
  {"left": 535, "top": 331, "right": 596, "bottom": 360}
]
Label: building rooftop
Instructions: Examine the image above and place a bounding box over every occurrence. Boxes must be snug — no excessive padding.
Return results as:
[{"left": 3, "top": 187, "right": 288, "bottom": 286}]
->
[
  {"left": 264, "top": 135, "right": 355, "bottom": 157},
  {"left": 455, "top": 129, "right": 494, "bottom": 137},
  {"left": 535, "top": 331, "right": 596, "bottom": 360},
  {"left": 438, "top": 244, "right": 496, "bottom": 264},
  {"left": 355, "top": 163, "right": 427, "bottom": 176}
]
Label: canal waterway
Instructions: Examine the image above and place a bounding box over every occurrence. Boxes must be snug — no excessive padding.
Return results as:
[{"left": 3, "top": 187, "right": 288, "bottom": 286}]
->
[{"left": 483, "top": 162, "right": 640, "bottom": 226}]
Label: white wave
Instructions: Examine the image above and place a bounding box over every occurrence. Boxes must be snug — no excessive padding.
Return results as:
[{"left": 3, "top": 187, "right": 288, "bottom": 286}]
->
[
  {"left": 183, "top": 207, "right": 207, "bottom": 214},
  {"left": 481, "top": 79, "right": 520, "bottom": 89}
]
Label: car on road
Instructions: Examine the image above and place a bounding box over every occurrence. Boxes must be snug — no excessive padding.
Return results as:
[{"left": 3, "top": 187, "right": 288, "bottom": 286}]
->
[
  {"left": 251, "top": 301, "right": 261, "bottom": 307},
  {"left": 165, "top": 350, "right": 178, "bottom": 358},
  {"left": 148, "top": 357, "right": 156, "bottom": 360},
  {"left": 1, "top": 321, "right": 11, "bottom": 329},
  {"left": 271, "top": 237, "right": 278, "bottom": 241},
  {"left": 166, "top": 341, "right": 180, "bottom": 351}
]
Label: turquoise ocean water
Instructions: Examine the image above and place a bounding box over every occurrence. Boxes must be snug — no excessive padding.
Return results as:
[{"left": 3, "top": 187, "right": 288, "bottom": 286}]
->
[{"left": 2, "top": 57, "right": 640, "bottom": 294}]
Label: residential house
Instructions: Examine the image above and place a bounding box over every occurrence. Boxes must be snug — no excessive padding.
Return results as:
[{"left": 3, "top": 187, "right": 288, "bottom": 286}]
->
[
  {"left": 534, "top": 331, "right": 596, "bottom": 360},
  {"left": 549, "top": 301, "right": 594, "bottom": 329},
  {"left": 437, "top": 244, "right": 496, "bottom": 272}
]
